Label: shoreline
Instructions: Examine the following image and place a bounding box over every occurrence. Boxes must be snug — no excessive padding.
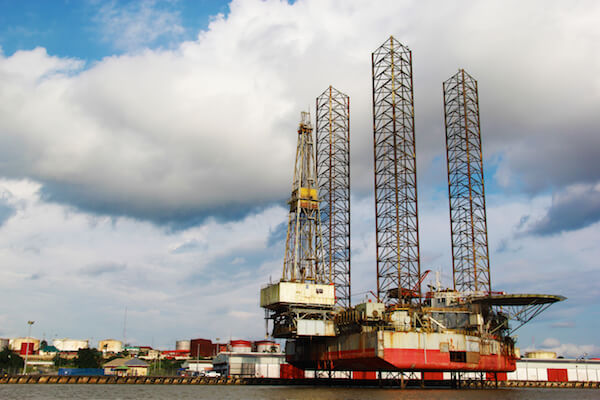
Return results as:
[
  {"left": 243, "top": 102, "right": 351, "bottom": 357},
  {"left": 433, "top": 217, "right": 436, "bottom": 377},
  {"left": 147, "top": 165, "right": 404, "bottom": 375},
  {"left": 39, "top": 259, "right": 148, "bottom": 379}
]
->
[{"left": 1, "top": 375, "right": 599, "bottom": 389}]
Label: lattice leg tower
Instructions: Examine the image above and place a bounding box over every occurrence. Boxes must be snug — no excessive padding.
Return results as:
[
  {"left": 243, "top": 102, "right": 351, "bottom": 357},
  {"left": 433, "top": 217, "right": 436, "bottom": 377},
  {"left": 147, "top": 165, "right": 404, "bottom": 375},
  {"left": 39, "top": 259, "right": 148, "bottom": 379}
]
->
[
  {"left": 372, "top": 36, "right": 421, "bottom": 304},
  {"left": 316, "top": 86, "right": 351, "bottom": 308},
  {"left": 443, "top": 69, "right": 491, "bottom": 294}
]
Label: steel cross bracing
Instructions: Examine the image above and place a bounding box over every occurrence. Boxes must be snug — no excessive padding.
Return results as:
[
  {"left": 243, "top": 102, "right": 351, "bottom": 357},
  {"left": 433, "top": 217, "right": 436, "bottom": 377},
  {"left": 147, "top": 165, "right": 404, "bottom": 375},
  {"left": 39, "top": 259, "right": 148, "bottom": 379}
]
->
[
  {"left": 491, "top": 303, "right": 556, "bottom": 335},
  {"left": 372, "top": 36, "right": 421, "bottom": 304},
  {"left": 443, "top": 69, "right": 491, "bottom": 294},
  {"left": 282, "top": 112, "right": 328, "bottom": 284},
  {"left": 316, "top": 86, "right": 351, "bottom": 308}
]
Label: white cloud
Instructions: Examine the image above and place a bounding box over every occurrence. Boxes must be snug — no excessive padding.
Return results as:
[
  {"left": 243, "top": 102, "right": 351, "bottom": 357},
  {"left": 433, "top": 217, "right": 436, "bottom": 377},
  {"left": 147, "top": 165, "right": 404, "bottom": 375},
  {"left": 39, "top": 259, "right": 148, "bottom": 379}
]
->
[
  {"left": 94, "top": 0, "right": 185, "bottom": 51},
  {"left": 0, "top": 47, "right": 82, "bottom": 83},
  {"left": 0, "top": 178, "right": 285, "bottom": 345},
  {"left": 533, "top": 338, "right": 600, "bottom": 358},
  {"left": 0, "top": 0, "right": 598, "bottom": 222}
]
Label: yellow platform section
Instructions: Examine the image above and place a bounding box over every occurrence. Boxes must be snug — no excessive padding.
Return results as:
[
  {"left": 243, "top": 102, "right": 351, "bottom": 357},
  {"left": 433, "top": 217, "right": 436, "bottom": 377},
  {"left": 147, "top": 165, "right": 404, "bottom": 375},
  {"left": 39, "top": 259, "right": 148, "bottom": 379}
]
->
[
  {"left": 299, "top": 187, "right": 318, "bottom": 200},
  {"left": 260, "top": 282, "right": 335, "bottom": 309}
]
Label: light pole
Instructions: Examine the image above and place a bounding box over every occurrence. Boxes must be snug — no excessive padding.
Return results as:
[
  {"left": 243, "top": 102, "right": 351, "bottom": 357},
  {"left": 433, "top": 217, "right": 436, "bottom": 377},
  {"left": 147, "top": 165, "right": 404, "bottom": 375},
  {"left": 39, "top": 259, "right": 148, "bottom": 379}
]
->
[{"left": 22, "top": 321, "right": 35, "bottom": 375}]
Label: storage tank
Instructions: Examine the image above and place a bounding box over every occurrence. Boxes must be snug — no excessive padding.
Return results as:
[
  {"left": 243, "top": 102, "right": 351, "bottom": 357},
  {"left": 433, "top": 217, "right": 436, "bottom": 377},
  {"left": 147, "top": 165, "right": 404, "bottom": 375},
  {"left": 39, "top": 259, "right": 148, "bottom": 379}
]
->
[
  {"left": 9, "top": 337, "right": 40, "bottom": 352},
  {"left": 255, "top": 340, "right": 280, "bottom": 353},
  {"left": 190, "top": 338, "right": 213, "bottom": 358},
  {"left": 230, "top": 340, "right": 252, "bottom": 353},
  {"left": 53, "top": 338, "right": 89, "bottom": 352},
  {"left": 176, "top": 340, "right": 191, "bottom": 351},
  {"left": 0, "top": 338, "right": 9, "bottom": 350},
  {"left": 98, "top": 339, "right": 123, "bottom": 353},
  {"left": 524, "top": 351, "right": 557, "bottom": 359}
]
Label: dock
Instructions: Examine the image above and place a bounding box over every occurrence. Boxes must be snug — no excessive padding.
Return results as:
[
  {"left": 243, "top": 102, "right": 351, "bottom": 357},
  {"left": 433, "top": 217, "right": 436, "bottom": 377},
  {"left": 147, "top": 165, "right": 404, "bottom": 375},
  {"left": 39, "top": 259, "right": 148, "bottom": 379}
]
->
[{"left": 1, "top": 375, "right": 599, "bottom": 388}]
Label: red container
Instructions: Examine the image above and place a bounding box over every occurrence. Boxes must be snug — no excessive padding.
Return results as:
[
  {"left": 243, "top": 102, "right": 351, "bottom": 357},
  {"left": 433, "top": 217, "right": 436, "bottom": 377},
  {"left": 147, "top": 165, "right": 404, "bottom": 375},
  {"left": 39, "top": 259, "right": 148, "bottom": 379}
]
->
[
  {"left": 20, "top": 342, "right": 35, "bottom": 355},
  {"left": 547, "top": 369, "right": 568, "bottom": 382},
  {"left": 280, "top": 364, "right": 305, "bottom": 379},
  {"left": 423, "top": 372, "right": 443, "bottom": 380},
  {"left": 486, "top": 372, "right": 507, "bottom": 381},
  {"left": 353, "top": 371, "right": 376, "bottom": 380}
]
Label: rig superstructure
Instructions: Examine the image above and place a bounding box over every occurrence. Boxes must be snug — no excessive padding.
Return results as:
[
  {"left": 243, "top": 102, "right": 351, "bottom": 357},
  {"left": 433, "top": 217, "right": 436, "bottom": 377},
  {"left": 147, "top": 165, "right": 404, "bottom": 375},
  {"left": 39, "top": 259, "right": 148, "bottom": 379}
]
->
[{"left": 260, "top": 36, "right": 564, "bottom": 376}]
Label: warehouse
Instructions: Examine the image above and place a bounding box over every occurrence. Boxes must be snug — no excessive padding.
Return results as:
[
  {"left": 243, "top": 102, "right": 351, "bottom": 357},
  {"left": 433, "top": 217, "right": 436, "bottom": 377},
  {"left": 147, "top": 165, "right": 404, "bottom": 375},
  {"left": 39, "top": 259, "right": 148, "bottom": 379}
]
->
[
  {"left": 508, "top": 357, "right": 600, "bottom": 382},
  {"left": 212, "top": 340, "right": 285, "bottom": 378}
]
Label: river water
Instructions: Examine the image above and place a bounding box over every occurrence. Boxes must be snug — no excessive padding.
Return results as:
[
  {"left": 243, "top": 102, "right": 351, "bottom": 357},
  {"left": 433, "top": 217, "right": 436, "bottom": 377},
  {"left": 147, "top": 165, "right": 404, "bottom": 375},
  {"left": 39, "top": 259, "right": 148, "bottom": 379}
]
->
[{"left": 0, "top": 385, "right": 597, "bottom": 400}]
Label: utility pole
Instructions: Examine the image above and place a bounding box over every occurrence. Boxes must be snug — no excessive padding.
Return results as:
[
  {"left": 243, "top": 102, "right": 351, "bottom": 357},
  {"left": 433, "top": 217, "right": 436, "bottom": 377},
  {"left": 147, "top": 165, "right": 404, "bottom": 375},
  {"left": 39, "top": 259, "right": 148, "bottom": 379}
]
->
[
  {"left": 22, "top": 320, "right": 34, "bottom": 375},
  {"left": 123, "top": 306, "right": 128, "bottom": 346}
]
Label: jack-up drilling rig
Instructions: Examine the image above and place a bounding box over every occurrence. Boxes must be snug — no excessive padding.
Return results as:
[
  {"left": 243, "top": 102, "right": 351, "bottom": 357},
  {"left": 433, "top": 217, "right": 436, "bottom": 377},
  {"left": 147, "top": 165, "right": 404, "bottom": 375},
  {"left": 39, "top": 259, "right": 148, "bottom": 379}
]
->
[{"left": 260, "top": 36, "right": 564, "bottom": 375}]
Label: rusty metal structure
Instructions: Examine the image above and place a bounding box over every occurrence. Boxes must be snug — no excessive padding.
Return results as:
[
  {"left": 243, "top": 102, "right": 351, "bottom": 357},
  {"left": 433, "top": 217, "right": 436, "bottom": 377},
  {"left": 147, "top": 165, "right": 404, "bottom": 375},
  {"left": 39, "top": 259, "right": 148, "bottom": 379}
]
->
[
  {"left": 261, "top": 35, "right": 565, "bottom": 379},
  {"left": 372, "top": 36, "right": 421, "bottom": 304},
  {"left": 282, "top": 112, "right": 328, "bottom": 283},
  {"left": 316, "top": 86, "right": 351, "bottom": 308},
  {"left": 443, "top": 69, "right": 491, "bottom": 294}
]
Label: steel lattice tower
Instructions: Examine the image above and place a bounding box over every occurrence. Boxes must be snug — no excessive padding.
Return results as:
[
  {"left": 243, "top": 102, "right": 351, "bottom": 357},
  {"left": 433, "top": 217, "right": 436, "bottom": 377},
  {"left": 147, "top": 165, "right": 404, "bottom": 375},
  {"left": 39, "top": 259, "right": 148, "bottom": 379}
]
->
[
  {"left": 443, "top": 69, "right": 491, "bottom": 294},
  {"left": 372, "top": 36, "right": 421, "bottom": 304},
  {"left": 316, "top": 86, "right": 351, "bottom": 308},
  {"left": 282, "top": 112, "right": 328, "bottom": 283}
]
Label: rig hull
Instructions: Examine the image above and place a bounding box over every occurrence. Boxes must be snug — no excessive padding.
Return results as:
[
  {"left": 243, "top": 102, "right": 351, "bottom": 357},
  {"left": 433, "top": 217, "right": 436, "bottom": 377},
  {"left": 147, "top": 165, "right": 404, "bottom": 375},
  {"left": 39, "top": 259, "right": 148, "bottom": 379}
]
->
[{"left": 286, "top": 330, "right": 516, "bottom": 372}]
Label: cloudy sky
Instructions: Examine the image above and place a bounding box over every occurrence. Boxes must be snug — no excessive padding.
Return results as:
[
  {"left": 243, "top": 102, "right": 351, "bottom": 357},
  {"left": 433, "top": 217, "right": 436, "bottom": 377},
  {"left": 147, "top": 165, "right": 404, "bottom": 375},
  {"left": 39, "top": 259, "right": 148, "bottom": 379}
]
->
[{"left": 0, "top": 0, "right": 598, "bottom": 357}]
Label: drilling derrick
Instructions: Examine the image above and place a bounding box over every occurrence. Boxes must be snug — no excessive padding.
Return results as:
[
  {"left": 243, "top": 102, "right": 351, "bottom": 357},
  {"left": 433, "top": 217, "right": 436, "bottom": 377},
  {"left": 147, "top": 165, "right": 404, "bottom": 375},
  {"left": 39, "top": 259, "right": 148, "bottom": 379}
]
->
[
  {"left": 316, "top": 86, "right": 351, "bottom": 309},
  {"left": 372, "top": 36, "right": 421, "bottom": 304},
  {"left": 261, "top": 112, "right": 336, "bottom": 339},
  {"left": 443, "top": 69, "right": 491, "bottom": 294},
  {"left": 282, "top": 111, "right": 327, "bottom": 283}
]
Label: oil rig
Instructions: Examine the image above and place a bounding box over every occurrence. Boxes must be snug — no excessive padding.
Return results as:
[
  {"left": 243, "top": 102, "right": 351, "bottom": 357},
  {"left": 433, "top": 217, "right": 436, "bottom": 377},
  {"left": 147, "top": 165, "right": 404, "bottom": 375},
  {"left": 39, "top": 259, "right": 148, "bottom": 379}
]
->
[{"left": 260, "top": 36, "right": 564, "bottom": 376}]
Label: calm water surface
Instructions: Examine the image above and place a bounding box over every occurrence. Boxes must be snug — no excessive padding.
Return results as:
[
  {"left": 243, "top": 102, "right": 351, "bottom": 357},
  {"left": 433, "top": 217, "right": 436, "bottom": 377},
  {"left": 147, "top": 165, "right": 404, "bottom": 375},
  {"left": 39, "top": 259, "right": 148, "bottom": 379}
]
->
[{"left": 0, "top": 385, "right": 597, "bottom": 400}]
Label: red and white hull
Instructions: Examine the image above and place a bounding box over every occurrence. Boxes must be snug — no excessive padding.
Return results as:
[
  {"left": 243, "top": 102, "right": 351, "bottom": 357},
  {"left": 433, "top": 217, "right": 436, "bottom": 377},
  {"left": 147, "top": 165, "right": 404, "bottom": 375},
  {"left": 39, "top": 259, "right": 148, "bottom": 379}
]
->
[{"left": 287, "top": 330, "right": 516, "bottom": 372}]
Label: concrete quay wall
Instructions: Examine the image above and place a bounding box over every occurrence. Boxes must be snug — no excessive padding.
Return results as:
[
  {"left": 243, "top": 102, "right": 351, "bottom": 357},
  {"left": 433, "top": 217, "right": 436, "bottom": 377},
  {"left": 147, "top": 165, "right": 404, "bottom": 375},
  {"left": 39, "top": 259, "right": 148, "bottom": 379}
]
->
[{"left": 1, "top": 375, "right": 599, "bottom": 388}]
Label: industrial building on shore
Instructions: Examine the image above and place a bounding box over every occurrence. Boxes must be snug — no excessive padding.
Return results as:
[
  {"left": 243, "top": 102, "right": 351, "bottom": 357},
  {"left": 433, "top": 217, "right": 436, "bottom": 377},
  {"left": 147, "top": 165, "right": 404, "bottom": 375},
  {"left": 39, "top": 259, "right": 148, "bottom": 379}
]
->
[{"left": 2, "top": 334, "right": 600, "bottom": 383}]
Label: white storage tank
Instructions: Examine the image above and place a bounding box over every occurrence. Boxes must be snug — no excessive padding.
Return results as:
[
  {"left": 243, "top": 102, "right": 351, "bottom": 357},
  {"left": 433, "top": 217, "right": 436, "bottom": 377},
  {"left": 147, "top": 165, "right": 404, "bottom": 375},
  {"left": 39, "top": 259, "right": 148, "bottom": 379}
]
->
[
  {"left": 53, "top": 338, "right": 89, "bottom": 352},
  {"left": 176, "top": 340, "right": 191, "bottom": 351},
  {"left": 230, "top": 340, "right": 252, "bottom": 353},
  {"left": 255, "top": 340, "right": 280, "bottom": 353},
  {"left": 99, "top": 339, "right": 123, "bottom": 353},
  {"left": 9, "top": 337, "right": 40, "bottom": 352},
  {"left": 524, "top": 351, "right": 557, "bottom": 359}
]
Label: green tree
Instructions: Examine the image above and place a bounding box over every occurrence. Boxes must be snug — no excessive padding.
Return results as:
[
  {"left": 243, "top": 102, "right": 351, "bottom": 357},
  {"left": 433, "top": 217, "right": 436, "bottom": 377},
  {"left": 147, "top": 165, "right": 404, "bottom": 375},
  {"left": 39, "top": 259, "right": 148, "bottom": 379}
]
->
[
  {"left": 74, "top": 348, "right": 102, "bottom": 368},
  {"left": 0, "top": 348, "right": 24, "bottom": 373},
  {"left": 150, "top": 358, "right": 183, "bottom": 376},
  {"left": 53, "top": 354, "right": 74, "bottom": 368}
]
